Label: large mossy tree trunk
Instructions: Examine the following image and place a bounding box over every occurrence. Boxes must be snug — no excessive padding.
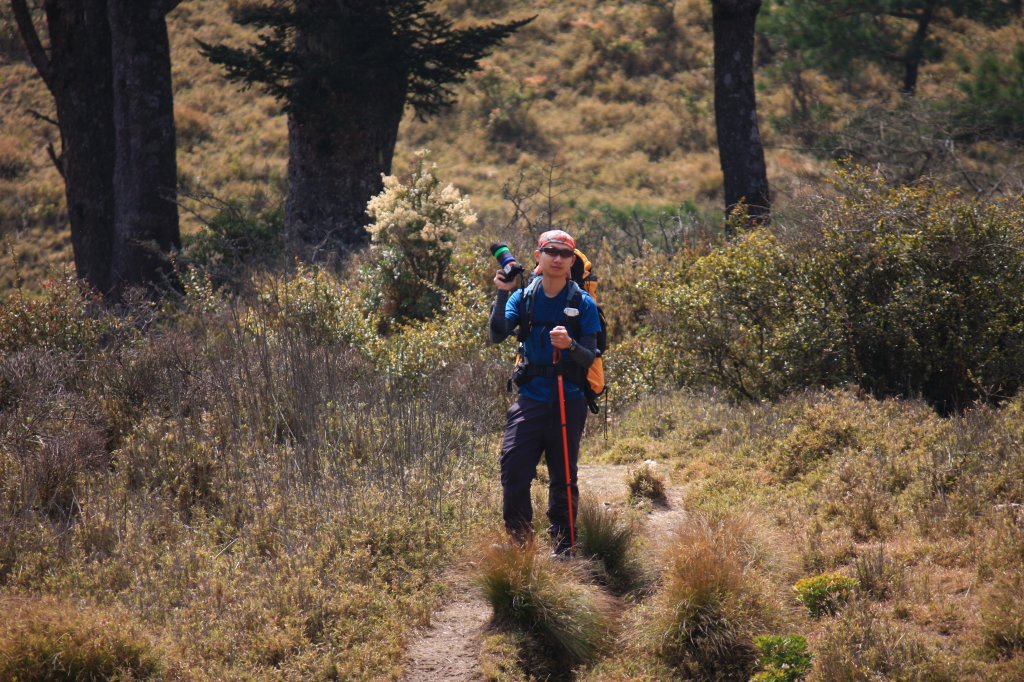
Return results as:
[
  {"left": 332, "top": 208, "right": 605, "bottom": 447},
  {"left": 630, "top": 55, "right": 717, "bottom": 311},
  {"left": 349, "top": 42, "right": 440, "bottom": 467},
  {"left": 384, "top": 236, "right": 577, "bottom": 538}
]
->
[
  {"left": 11, "top": 0, "right": 116, "bottom": 294},
  {"left": 284, "top": 1, "right": 408, "bottom": 258},
  {"left": 712, "top": 0, "right": 770, "bottom": 231},
  {"left": 107, "top": 0, "right": 181, "bottom": 298}
]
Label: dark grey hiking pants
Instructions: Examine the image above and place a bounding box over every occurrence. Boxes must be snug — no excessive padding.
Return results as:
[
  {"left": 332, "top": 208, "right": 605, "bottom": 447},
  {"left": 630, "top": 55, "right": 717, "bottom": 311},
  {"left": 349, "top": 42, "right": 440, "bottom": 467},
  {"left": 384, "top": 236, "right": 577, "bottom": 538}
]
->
[{"left": 500, "top": 396, "right": 588, "bottom": 550}]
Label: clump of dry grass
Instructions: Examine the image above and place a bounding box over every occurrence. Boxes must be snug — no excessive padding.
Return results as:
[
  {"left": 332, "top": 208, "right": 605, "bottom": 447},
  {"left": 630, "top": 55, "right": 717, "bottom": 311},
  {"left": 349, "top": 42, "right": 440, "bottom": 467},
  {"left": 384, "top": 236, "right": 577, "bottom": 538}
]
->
[
  {"left": 814, "top": 600, "right": 951, "bottom": 681},
  {"left": 0, "top": 595, "right": 165, "bottom": 680},
  {"left": 626, "top": 462, "right": 667, "bottom": 506},
  {"left": 639, "top": 511, "right": 794, "bottom": 679},
  {"left": 476, "top": 538, "right": 616, "bottom": 666},
  {"left": 980, "top": 569, "right": 1024, "bottom": 659},
  {"left": 0, "top": 134, "right": 30, "bottom": 180}
]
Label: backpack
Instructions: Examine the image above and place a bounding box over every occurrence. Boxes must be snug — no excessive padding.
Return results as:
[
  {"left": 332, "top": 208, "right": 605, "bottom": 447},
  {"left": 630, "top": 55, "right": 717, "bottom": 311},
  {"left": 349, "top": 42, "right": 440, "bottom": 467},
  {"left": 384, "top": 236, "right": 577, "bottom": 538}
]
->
[{"left": 512, "top": 248, "right": 608, "bottom": 414}]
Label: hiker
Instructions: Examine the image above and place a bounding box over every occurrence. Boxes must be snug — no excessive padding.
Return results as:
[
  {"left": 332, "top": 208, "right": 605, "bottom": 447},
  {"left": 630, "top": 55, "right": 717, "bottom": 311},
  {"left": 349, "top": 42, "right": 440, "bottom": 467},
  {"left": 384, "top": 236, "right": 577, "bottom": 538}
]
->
[{"left": 489, "top": 229, "right": 601, "bottom": 555}]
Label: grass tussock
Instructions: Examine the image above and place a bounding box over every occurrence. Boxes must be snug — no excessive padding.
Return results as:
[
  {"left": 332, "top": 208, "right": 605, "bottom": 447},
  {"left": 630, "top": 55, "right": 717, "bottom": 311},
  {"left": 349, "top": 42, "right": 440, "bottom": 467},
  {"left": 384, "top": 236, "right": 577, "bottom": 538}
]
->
[
  {"left": 0, "top": 595, "right": 165, "bottom": 680},
  {"left": 640, "top": 510, "right": 795, "bottom": 680},
  {"left": 625, "top": 462, "right": 667, "bottom": 506},
  {"left": 575, "top": 495, "right": 648, "bottom": 594},
  {"left": 476, "top": 538, "right": 616, "bottom": 667}
]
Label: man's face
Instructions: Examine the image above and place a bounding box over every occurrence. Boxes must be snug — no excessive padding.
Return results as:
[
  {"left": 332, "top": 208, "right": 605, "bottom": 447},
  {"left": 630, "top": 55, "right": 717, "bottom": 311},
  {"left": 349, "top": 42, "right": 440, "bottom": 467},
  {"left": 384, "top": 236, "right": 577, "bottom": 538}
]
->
[{"left": 535, "top": 245, "right": 576, "bottom": 277}]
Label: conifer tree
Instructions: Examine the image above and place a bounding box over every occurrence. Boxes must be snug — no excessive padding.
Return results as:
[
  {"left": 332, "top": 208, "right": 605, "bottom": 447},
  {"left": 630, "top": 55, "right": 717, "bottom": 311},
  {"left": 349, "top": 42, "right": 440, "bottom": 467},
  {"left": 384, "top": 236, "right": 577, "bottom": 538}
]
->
[
  {"left": 201, "top": 1, "right": 530, "bottom": 257},
  {"left": 760, "top": 0, "right": 1023, "bottom": 95}
]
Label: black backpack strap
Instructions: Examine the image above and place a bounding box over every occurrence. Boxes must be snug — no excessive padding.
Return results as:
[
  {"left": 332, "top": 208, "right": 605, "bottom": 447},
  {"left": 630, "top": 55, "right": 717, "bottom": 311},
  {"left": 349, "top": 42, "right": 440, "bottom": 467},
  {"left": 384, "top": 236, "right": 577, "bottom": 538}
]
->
[
  {"left": 517, "top": 278, "right": 585, "bottom": 342},
  {"left": 515, "top": 277, "right": 542, "bottom": 343}
]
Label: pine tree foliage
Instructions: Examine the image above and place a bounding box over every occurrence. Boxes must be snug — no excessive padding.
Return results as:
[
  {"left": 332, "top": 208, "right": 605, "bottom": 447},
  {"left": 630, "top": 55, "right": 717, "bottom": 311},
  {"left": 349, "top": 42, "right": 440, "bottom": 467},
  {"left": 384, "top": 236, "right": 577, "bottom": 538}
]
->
[
  {"left": 199, "top": 0, "right": 532, "bottom": 120},
  {"left": 760, "top": 0, "right": 1022, "bottom": 94}
]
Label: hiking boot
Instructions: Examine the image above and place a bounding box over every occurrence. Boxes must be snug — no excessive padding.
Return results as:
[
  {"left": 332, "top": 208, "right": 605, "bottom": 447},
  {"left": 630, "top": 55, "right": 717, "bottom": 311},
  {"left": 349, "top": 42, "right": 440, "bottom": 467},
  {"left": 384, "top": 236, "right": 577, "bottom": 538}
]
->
[{"left": 550, "top": 540, "right": 574, "bottom": 560}]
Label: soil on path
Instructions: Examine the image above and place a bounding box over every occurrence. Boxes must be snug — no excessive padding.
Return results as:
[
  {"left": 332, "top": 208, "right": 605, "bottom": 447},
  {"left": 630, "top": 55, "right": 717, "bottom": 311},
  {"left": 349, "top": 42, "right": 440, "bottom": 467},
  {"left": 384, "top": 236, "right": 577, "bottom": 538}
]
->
[{"left": 400, "top": 462, "right": 684, "bottom": 682}]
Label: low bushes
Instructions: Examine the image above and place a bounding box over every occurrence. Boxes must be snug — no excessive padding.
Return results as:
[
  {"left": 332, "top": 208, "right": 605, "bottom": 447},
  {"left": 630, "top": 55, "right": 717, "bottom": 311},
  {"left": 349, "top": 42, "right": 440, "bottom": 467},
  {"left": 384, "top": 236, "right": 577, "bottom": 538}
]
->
[
  {"left": 625, "top": 462, "right": 667, "bottom": 506},
  {"left": 793, "top": 572, "right": 857, "bottom": 618},
  {"left": 0, "top": 596, "right": 164, "bottom": 680},
  {"left": 650, "top": 168, "right": 1024, "bottom": 412}
]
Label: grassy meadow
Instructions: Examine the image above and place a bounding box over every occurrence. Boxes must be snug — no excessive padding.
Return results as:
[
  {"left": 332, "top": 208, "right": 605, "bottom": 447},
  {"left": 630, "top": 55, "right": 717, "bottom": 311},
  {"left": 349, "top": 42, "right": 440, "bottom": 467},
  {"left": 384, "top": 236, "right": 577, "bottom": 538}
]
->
[{"left": 2, "top": 0, "right": 1024, "bottom": 680}]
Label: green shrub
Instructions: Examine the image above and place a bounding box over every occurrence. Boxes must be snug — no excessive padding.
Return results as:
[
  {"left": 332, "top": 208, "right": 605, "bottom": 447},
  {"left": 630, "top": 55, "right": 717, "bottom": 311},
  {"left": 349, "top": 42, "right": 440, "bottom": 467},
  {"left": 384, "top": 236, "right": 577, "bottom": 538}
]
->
[
  {"left": 182, "top": 198, "right": 284, "bottom": 284},
  {"left": 794, "top": 572, "right": 857, "bottom": 618},
  {"left": 651, "top": 168, "right": 1024, "bottom": 411},
  {"left": 957, "top": 43, "right": 1024, "bottom": 140},
  {"left": 651, "top": 228, "right": 839, "bottom": 401},
  {"left": 751, "top": 634, "right": 813, "bottom": 682},
  {"left": 0, "top": 596, "right": 164, "bottom": 680}
]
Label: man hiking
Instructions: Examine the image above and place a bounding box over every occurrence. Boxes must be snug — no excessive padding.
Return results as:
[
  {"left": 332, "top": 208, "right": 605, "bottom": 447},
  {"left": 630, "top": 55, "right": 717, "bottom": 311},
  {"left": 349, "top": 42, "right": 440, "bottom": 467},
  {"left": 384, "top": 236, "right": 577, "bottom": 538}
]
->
[{"left": 489, "top": 229, "right": 601, "bottom": 556}]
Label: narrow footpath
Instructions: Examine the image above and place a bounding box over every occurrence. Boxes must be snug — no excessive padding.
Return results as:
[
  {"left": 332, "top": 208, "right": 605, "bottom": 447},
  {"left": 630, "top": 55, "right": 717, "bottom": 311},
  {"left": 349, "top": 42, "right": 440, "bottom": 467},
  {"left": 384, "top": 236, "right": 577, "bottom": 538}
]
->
[{"left": 401, "top": 462, "right": 685, "bottom": 682}]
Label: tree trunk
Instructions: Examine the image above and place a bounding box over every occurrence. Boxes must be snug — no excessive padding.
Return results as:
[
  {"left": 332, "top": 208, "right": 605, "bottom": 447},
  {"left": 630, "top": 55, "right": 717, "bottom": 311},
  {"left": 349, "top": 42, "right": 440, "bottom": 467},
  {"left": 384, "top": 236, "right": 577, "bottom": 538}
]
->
[
  {"left": 902, "top": 0, "right": 936, "bottom": 96},
  {"left": 284, "top": 1, "right": 408, "bottom": 259},
  {"left": 712, "top": 0, "right": 770, "bottom": 232},
  {"left": 11, "top": 0, "right": 116, "bottom": 294},
  {"left": 107, "top": 0, "right": 181, "bottom": 298}
]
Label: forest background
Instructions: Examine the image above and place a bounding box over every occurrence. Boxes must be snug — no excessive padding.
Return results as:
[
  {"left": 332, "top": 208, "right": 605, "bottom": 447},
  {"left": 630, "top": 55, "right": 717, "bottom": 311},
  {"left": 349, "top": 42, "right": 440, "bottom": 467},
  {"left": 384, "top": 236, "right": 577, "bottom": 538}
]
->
[{"left": 1, "top": 0, "right": 1024, "bottom": 680}]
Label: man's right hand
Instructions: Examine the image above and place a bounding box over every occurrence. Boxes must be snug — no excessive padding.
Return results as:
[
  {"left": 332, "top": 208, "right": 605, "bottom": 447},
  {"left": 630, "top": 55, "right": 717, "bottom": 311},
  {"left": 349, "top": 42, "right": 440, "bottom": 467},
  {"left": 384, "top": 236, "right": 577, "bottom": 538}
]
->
[{"left": 494, "top": 271, "right": 518, "bottom": 291}]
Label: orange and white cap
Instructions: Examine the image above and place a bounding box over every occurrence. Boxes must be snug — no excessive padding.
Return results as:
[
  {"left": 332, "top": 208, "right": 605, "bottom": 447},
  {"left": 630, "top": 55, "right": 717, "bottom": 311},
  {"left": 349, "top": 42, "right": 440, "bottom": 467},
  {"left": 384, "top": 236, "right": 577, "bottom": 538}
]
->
[{"left": 537, "top": 229, "right": 576, "bottom": 250}]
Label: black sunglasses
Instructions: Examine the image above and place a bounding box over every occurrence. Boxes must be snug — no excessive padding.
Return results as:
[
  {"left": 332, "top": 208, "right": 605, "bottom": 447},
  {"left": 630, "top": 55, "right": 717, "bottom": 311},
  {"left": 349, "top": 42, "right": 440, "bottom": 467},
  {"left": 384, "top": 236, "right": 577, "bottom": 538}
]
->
[{"left": 540, "top": 246, "right": 575, "bottom": 258}]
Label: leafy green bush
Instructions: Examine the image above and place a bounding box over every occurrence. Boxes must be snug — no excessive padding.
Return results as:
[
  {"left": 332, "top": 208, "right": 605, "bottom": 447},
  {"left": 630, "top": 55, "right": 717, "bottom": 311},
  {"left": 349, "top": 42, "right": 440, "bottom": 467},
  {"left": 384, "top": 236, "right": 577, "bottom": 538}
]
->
[
  {"left": 751, "top": 634, "right": 813, "bottom": 682},
  {"left": 365, "top": 149, "right": 477, "bottom": 326},
  {"left": 650, "top": 168, "right": 1024, "bottom": 411},
  {"left": 794, "top": 572, "right": 857, "bottom": 618},
  {"left": 652, "top": 228, "right": 840, "bottom": 401},
  {"left": 182, "top": 199, "right": 284, "bottom": 284}
]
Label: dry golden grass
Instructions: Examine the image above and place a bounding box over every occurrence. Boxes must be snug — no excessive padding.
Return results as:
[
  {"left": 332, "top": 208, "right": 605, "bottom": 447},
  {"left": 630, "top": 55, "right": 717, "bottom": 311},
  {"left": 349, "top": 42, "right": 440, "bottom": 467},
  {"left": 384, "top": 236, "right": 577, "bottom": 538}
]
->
[{"left": 585, "top": 388, "right": 1024, "bottom": 679}]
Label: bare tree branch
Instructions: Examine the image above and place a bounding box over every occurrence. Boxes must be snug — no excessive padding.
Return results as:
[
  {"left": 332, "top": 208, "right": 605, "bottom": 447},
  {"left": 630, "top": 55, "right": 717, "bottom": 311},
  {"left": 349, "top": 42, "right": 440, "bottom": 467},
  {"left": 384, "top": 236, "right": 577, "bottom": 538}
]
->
[
  {"left": 27, "top": 108, "right": 58, "bottom": 127},
  {"left": 10, "top": 0, "right": 54, "bottom": 91},
  {"left": 46, "top": 142, "right": 64, "bottom": 179}
]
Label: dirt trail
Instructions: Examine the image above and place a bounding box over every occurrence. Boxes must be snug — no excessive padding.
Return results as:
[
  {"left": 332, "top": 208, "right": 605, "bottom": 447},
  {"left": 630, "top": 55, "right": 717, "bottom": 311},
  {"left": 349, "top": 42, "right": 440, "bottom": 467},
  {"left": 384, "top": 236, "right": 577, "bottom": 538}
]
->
[
  {"left": 401, "top": 462, "right": 683, "bottom": 682},
  {"left": 401, "top": 588, "right": 491, "bottom": 682}
]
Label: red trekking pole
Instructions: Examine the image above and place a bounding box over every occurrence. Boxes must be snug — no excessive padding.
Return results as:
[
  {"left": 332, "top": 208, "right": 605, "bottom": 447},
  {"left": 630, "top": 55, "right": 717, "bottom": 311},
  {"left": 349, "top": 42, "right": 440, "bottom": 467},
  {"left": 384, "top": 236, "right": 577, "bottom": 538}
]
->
[{"left": 553, "top": 348, "right": 575, "bottom": 553}]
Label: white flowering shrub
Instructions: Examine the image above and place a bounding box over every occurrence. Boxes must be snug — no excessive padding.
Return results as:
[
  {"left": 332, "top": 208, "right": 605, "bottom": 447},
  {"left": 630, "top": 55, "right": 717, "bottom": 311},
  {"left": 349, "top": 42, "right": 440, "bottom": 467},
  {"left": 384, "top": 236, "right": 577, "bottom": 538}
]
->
[{"left": 365, "top": 150, "right": 477, "bottom": 325}]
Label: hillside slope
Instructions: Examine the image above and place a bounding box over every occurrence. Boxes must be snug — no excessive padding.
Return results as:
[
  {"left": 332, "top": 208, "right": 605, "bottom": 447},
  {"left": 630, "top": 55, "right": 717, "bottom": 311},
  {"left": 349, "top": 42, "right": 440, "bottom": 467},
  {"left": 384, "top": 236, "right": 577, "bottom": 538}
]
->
[{"left": 0, "top": 0, "right": 1021, "bottom": 291}]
